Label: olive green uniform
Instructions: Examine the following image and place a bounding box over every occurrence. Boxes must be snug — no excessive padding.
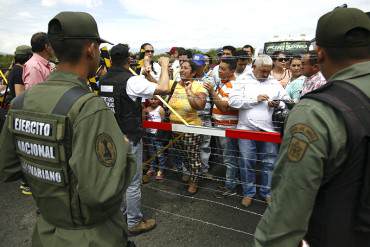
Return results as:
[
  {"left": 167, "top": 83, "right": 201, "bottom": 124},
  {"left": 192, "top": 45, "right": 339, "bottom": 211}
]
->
[
  {"left": 0, "top": 71, "right": 135, "bottom": 246},
  {"left": 253, "top": 61, "right": 370, "bottom": 247}
]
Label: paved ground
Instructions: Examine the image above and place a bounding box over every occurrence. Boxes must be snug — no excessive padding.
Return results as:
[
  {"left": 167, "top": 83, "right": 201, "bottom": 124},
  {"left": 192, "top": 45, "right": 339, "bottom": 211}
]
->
[{"left": 0, "top": 167, "right": 266, "bottom": 247}]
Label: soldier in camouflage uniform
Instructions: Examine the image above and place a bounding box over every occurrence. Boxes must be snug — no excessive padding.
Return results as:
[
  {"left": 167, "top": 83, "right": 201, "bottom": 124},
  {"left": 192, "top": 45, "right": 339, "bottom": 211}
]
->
[
  {"left": 0, "top": 11, "right": 135, "bottom": 247},
  {"left": 254, "top": 7, "right": 370, "bottom": 247}
]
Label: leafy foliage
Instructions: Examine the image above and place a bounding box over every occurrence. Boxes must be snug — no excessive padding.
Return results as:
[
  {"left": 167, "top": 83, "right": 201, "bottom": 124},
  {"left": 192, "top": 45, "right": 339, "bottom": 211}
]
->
[{"left": 0, "top": 55, "right": 13, "bottom": 70}]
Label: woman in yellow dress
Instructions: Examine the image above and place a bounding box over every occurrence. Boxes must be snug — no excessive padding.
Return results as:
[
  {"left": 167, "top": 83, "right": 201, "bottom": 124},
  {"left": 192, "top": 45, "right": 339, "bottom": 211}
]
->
[{"left": 169, "top": 60, "right": 208, "bottom": 195}]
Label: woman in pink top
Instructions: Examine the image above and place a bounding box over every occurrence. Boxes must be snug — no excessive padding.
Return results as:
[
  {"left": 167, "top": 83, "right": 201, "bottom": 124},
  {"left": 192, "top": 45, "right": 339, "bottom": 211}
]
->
[{"left": 271, "top": 51, "right": 292, "bottom": 88}]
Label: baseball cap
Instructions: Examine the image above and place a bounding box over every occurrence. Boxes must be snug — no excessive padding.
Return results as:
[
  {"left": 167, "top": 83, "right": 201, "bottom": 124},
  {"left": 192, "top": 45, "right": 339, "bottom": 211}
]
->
[
  {"left": 15, "top": 45, "right": 32, "bottom": 56},
  {"left": 110, "top": 43, "right": 129, "bottom": 59},
  {"left": 168, "top": 47, "right": 177, "bottom": 55},
  {"left": 192, "top": 54, "right": 206, "bottom": 67},
  {"left": 47, "top": 11, "right": 113, "bottom": 45},
  {"left": 316, "top": 7, "right": 370, "bottom": 47},
  {"left": 216, "top": 48, "right": 223, "bottom": 56}
]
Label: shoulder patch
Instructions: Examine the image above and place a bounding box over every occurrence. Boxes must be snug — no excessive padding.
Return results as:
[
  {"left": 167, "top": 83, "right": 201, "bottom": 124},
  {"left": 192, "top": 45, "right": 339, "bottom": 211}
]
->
[
  {"left": 95, "top": 133, "right": 117, "bottom": 167},
  {"left": 290, "top": 123, "right": 318, "bottom": 142},
  {"left": 287, "top": 136, "right": 308, "bottom": 162}
]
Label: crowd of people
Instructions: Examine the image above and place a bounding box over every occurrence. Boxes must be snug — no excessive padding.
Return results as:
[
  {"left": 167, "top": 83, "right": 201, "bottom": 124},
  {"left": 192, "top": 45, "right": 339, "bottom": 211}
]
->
[
  {"left": 0, "top": 6, "right": 369, "bottom": 247},
  {"left": 0, "top": 33, "right": 330, "bottom": 203},
  {"left": 0, "top": 26, "right": 329, "bottom": 223},
  {"left": 113, "top": 43, "right": 328, "bottom": 203}
]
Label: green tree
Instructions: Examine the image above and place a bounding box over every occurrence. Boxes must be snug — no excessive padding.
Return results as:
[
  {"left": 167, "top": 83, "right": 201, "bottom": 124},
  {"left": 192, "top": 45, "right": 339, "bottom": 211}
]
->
[{"left": 0, "top": 55, "right": 14, "bottom": 70}]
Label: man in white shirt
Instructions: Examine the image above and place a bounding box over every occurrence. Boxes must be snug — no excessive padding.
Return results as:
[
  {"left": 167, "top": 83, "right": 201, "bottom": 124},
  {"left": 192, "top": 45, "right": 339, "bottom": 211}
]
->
[
  {"left": 242, "top": 44, "right": 255, "bottom": 66},
  {"left": 228, "top": 54, "right": 290, "bottom": 207},
  {"left": 235, "top": 50, "right": 252, "bottom": 79},
  {"left": 100, "top": 43, "right": 170, "bottom": 235},
  {"left": 203, "top": 58, "right": 240, "bottom": 198}
]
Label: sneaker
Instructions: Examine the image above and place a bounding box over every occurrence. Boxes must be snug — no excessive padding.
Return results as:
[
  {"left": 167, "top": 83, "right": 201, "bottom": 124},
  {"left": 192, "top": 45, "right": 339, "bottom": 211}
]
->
[
  {"left": 20, "top": 182, "right": 32, "bottom": 195},
  {"left": 19, "top": 182, "right": 26, "bottom": 190},
  {"left": 128, "top": 219, "right": 156, "bottom": 236},
  {"left": 155, "top": 170, "right": 164, "bottom": 180},
  {"left": 241, "top": 197, "right": 253, "bottom": 207},
  {"left": 214, "top": 186, "right": 236, "bottom": 198},
  {"left": 185, "top": 181, "right": 198, "bottom": 195}
]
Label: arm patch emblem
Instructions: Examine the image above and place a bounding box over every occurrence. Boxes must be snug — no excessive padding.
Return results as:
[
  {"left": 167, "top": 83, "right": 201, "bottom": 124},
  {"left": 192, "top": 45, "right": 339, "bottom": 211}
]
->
[
  {"left": 287, "top": 136, "right": 308, "bottom": 162},
  {"left": 290, "top": 123, "right": 318, "bottom": 142},
  {"left": 95, "top": 133, "right": 117, "bottom": 167}
]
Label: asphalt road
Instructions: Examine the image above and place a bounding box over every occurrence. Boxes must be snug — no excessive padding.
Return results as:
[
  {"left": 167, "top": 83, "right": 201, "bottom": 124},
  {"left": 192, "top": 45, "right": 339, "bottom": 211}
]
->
[{"left": 0, "top": 169, "right": 266, "bottom": 247}]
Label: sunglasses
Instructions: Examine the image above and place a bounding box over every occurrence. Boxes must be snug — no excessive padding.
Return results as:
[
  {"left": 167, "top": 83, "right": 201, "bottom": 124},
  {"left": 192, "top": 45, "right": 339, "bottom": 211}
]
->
[
  {"left": 277, "top": 57, "right": 289, "bottom": 62},
  {"left": 145, "top": 50, "right": 154, "bottom": 53}
]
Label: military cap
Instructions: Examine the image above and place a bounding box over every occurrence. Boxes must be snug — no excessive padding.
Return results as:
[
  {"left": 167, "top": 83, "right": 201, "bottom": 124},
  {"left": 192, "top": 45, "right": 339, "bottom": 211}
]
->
[
  {"left": 47, "top": 11, "right": 112, "bottom": 45},
  {"left": 14, "top": 45, "right": 32, "bottom": 56},
  {"left": 316, "top": 7, "right": 370, "bottom": 47},
  {"left": 110, "top": 43, "right": 129, "bottom": 59}
]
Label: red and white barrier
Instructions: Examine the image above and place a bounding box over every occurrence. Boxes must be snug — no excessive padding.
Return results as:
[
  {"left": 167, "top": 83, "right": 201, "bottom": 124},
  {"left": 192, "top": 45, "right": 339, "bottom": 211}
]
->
[{"left": 143, "top": 121, "right": 281, "bottom": 144}]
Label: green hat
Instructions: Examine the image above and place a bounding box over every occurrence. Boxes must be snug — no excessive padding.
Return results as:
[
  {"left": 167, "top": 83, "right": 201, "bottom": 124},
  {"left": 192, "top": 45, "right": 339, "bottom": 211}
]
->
[
  {"left": 48, "top": 11, "right": 112, "bottom": 45},
  {"left": 316, "top": 7, "right": 370, "bottom": 47},
  {"left": 15, "top": 45, "right": 32, "bottom": 56}
]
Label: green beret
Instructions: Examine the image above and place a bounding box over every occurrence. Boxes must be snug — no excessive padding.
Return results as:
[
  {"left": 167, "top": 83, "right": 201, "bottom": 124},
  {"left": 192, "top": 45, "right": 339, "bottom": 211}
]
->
[
  {"left": 47, "top": 11, "right": 112, "bottom": 45},
  {"left": 15, "top": 45, "right": 32, "bottom": 56},
  {"left": 316, "top": 7, "right": 370, "bottom": 47}
]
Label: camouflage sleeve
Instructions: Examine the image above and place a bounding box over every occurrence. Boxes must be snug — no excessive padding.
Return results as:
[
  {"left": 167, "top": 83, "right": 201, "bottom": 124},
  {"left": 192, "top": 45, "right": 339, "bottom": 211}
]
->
[
  {"left": 69, "top": 97, "right": 135, "bottom": 206},
  {"left": 0, "top": 115, "right": 22, "bottom": 182},
  {"left": 253, "top": 99, "right": 347, "bottom": 247}
]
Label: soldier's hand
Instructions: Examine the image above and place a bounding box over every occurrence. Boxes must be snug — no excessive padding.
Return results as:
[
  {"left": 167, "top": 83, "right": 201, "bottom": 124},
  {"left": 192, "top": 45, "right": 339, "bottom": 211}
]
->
[
  {"left": 257, "top": 94, "right": 269, "bottom": 102},
  {"left": 158, "top": 57, "right": 170, "bottom": 67}
]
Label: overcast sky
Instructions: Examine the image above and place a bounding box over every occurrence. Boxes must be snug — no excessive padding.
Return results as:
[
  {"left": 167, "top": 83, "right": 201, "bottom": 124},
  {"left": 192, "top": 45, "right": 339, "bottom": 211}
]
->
[{"left": 0, "top": 0, "right": 369, "bottom": 54}]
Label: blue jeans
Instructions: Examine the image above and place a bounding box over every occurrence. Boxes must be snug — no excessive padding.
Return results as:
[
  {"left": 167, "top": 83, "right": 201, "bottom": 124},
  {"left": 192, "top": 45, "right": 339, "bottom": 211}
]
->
[
  {"left": 121, "top": 141, "right": 143, "bottom": 228},
  {"left": 238, "top": 139, "right": 278, "bottom": 198},
  {"left": 218, "top": 137, "right": 240, "bottom": 190},
  {"left": 147, "top": 134, "right": 166, "bottom": 171},
  {"left": 200, "top": 116, "right": 212, "bottom": 173}
]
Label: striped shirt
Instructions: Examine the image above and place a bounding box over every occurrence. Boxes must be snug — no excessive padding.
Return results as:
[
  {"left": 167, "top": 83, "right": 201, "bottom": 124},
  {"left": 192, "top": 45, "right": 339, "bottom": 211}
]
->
[
  {"left": 301, "top": 71, "right": 327, "bottom": 96},
  {"left": 212, "top": 80, "right": 238, "bottom": 128}
]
